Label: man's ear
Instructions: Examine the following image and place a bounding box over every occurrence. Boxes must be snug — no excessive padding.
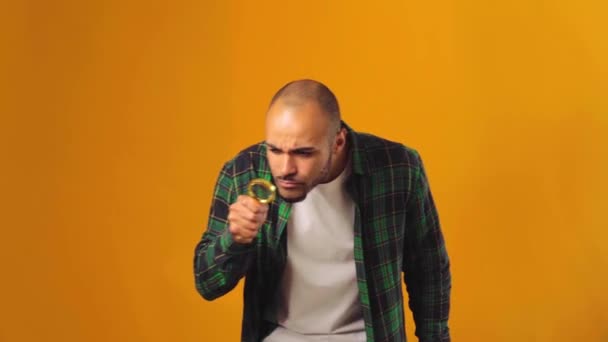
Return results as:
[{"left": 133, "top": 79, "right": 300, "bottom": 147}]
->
[{"left": 334, "top": 128, "right": 347, "bottom": 153}]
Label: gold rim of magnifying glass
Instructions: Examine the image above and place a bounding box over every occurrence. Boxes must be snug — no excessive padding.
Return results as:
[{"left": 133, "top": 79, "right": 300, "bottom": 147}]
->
[{"left": 247, "top": 178, "right": 277, "bottom": 204}]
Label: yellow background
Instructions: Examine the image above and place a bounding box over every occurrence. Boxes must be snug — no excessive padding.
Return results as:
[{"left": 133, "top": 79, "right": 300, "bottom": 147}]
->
[{"left": 2, "top": 1, "right": 607, "bottom": 341}]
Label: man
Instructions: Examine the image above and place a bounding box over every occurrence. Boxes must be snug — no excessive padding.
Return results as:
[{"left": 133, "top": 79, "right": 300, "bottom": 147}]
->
[{"left": 194, "top": 79, "right": 451, "bottom": 342}]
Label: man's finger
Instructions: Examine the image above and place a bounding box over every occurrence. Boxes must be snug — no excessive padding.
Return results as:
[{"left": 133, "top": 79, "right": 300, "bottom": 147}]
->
[
  {"left": 238, "top": 195, "right": 269, "bottom": 215},
  {"left": 230, "top": 205, "right": 260, "bottom": 225}
]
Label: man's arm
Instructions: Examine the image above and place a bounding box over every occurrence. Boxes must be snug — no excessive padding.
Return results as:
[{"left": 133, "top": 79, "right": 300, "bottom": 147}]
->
[
  {"left": 403, "top": 150, "right": 451, "bottom": 342},
  {"left": 194, "top": 162, "right": 256, "bottom": 301}
]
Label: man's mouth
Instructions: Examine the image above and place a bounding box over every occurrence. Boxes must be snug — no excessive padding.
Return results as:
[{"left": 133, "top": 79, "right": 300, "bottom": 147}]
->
[{"left": 277, "top": 179, "right": 302, "bottom": 189}]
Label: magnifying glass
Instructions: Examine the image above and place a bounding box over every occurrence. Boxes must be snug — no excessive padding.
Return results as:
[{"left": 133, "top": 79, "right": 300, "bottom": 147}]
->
[{"left": 247, "top": 178, "right": 277, "bottom": 204}]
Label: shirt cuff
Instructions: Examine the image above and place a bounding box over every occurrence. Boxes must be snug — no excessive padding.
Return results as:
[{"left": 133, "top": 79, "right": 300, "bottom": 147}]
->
[{"left": 219, "top": 229, "right": 256, "bottom": 254}]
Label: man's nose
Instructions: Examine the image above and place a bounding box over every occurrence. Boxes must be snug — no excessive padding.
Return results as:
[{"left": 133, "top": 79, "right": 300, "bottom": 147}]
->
[{"left": 281, "top": 155, "right": 297, "bottom": 176}]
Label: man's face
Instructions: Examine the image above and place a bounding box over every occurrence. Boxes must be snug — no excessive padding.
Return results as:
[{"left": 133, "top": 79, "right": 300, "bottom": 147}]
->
[{"left": 265, "top": 100, "right": 336, "bottom": 203}]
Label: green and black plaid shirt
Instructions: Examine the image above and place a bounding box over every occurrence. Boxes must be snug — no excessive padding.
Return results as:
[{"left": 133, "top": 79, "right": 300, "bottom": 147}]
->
[{"left": 194, "top": 122, "right": 451, "bottom": 342}]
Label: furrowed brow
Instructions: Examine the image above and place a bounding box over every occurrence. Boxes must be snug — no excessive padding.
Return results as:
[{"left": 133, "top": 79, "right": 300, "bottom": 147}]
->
[
  {"left": 265, "top": 142, "right": 281, "bottom": 151},
  {"left": 291, "top": 147, "right": 316, "bottom": 153},
  {"left": 264, "top": 142, "right": 316, "bottom": 153}
]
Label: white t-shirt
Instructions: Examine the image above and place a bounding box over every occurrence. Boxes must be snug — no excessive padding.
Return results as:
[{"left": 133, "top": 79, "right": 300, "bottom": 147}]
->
[{"left": 264, "top": 162, "right": 366, "bottom": 342}]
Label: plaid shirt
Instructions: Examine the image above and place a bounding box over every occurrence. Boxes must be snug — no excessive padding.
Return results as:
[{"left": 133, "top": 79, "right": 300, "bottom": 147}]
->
[{"left": 194, "top": 122, "right": 451, "bottom": 342}]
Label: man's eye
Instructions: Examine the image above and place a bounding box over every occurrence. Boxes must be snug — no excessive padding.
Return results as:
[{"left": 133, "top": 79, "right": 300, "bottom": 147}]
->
[
  {"left": 295, "top": 151, "right": 313, "bottom": 157},
  {"left": 269, "top": 148, "right": 281, "bottom": 154}
]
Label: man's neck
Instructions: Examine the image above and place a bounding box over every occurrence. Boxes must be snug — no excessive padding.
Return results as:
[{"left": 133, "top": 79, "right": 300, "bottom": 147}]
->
[{"left": 323, "top": 141, "right": 350, "bottom": 184}]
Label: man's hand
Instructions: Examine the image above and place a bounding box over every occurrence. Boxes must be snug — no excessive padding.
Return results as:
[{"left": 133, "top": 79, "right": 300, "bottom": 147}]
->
[{"left": 227, "top": 195, "right": 269, "bottom": 244}]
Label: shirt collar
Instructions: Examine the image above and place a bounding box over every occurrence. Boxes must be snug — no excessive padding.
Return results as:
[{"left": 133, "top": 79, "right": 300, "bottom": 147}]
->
[{"left": 342, "top": 121, "right": 370, "bottom": 176}]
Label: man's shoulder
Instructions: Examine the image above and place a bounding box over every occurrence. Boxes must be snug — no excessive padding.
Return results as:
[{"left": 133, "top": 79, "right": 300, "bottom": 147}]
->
[
  {"left": 352, "top": 131, "right": 421, "bottom": 170},
  {"left": 220, "top": 142, "right": 268, "bottom": 177}
]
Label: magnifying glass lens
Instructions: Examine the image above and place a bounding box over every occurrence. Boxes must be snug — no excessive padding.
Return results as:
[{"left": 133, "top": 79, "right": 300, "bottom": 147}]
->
[{"left": 247, "top": 179, "right": 276, "bottom": 204}]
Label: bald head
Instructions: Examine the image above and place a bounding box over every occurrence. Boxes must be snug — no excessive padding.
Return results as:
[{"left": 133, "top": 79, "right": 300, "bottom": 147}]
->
[
  {"left": 268, "top": 79, "right": 341, "bottom": 133},
  {"left": 264, "top": 80, "right": 349, "bottom": 202}
]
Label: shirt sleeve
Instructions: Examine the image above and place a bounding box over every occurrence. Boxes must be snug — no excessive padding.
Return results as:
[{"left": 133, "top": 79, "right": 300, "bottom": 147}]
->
[
  {"left": 194, "top": 161, "right": 256, "bottom": 301},
  {"left": 403, "top": 150, "right": 452, "bottom": 342}
]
